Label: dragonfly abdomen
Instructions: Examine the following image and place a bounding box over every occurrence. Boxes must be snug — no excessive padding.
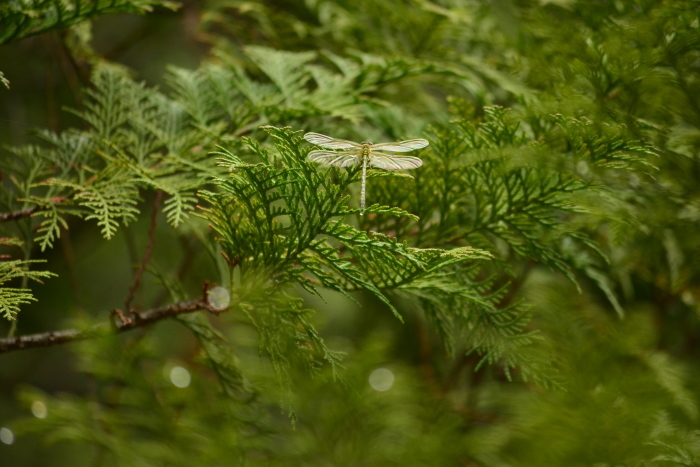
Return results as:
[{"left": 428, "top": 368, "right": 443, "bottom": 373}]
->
[{"left": 360, "top": 145, "right": 370, "bottom": 215}]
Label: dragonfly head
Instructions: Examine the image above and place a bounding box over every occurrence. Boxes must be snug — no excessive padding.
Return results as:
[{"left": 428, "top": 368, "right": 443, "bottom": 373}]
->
[{"left": 361, "top": 141, "right": 373, "bottom": 145}]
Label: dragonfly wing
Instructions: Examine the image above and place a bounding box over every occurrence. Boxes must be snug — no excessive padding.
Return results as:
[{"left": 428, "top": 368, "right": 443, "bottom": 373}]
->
[
  {"left": 308, "top": 150, "right": 361, "bottom": 167},
  {"left": 369, "top": 152, "right": 423, "bottom": 170},
  {"left": 304, "top": 132, "right": 362, "bottom": 150},
  {"left": 371, "top": 139, "right": 429, "bottom": 152}
]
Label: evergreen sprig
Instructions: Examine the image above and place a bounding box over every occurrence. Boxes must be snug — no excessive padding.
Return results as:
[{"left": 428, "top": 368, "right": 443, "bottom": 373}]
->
[
  {"left": 0, "top": 238, "right": 56, "bottom": 320},
  {"left": 0, "top": 0, "right": 179, "bottom": 45}
]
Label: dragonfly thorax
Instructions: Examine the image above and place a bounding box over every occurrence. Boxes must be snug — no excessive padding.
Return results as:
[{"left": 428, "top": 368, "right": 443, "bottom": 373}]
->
[{"left": 360, "top": 142, "right": 373, "bottom": 157}]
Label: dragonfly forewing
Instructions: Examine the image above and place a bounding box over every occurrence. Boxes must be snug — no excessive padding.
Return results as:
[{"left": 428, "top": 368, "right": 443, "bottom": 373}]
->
[
  {"left": 307, "top": 150, "right": 362, "bottom": 167},
  {"left": 304, "top": 132, "right": 361, "bottom": 150}
]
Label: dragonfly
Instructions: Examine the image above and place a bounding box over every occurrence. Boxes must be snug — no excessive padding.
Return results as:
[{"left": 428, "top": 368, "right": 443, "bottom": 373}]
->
[{"left": 304, "top": 132, "right": 428, "bottom": 215}]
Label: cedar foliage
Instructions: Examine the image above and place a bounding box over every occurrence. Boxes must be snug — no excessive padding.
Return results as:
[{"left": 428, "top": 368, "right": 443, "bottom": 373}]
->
[{"left": 1, "top": 0, "right": 699, "bottom": 465}]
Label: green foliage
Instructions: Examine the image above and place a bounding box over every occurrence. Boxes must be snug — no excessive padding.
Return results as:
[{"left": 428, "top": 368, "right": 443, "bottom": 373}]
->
[
  {"left": 1, "top": 0, "right": 700, "bottom": 465},
  {"left": 0, "top": 64, "right": 215, "bottom": 246},
  {"left": 198, "top": 126, "right": 493, "bottom": 389},
  {"left": 0, "top": 0, "right": 179, "bottom": 45},
  {"left": 0, "top": 238, "right": 55, "bottom": 320}
]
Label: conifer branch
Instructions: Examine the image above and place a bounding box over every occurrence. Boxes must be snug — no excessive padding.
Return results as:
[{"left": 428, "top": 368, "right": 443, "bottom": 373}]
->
[
  {"left": 0, "top": 206, "right": 40, "bottom": 223},
  {"left": 0, "top": 0, "right": 180, "bottom": 45},
  {"left": 0, "top": 297, "right": 221, "bottom": 354}
]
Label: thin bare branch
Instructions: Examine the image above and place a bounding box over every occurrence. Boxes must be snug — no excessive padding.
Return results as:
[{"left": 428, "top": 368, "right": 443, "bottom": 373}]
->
[
  {"left": 0, "top": 298, "right": 221, "bottom": 354},
  {"left": 125, "top": 191, "right": 163, "bottom": 313},
  {"left": 0, "top": 206, "right": 39, "bottom": 223}
]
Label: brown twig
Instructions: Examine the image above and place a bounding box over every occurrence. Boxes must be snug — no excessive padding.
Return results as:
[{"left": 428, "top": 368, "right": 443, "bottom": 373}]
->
[
  {"left": 111, "top": 308, "right": 132, "bottom": 326},
  {"left": 125, "top": 191, "right": 163, "bottom": 313},
  {"left": 0, "top": 206, "right": 39, "bottom": 223},
  {"left": 0, "top": 299, "right": 216, "bottom": 355}
]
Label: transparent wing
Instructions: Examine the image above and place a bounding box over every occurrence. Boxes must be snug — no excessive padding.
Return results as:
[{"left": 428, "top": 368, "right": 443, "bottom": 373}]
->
[
  {"left": 369, "top": 152, "right": 423, "bottom": 170},
  {"left": 304, "top": 132, "right": 362, "bottom": 150},
  {"left": 371, "top": 139, "right": 429, "bottom": 152},
  {"left": 308, "top": 150, "right": 362, "bottom": 167}
]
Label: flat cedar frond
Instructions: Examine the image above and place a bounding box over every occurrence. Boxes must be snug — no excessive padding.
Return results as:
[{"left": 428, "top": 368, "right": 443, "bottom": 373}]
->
[
  {"left": 0, "top": 0, "right": 179, "bottom": 45},
  {"left": 245, "top": 46, "right": 317, "bottom": 102},
  {"left": 26, "top": 197, "right": 79, "bottom": 251},
  {"left": 166, "top": 66, "right": 233, "bottom": 131},
  {"left": 49, "top": 163, "right": 140, "bottom": 240},
  {"left": 34, "top": 129, "right": 99, "bottom": 170},
  {"left": 69, "top": 64, "right": 155, "bottom": 142},
  {"left": 0, "top": 288, "right": 37, "bottom": 320},
  {"left": 548, "top": 114, "right": 659, "bottom": 171},
  {"left": 5, "top": 65, "right": 226, "bottom": 242},
  {"left": 0, "top": 240, "right": 56, "bottom": 320}
]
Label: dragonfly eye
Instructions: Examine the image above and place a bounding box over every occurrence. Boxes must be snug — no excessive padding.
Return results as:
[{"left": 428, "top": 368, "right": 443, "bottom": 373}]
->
[{"left": 361, "top": 141, "right": 373, "bottom": 145}]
